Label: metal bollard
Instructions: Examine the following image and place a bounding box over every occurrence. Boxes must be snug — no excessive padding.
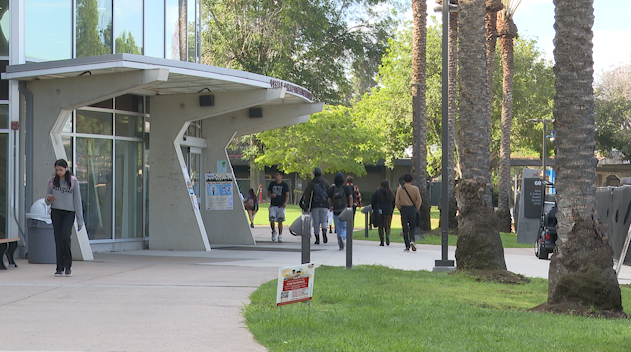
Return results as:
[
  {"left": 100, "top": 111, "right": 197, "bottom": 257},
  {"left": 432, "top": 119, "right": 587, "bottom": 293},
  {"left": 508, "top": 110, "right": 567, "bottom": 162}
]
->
[
  {"left": 360, "top": 205, "right": 372, "bottom": 239},
  {"left": 301, "top": 213, "right": 311, "bottom": 264}
]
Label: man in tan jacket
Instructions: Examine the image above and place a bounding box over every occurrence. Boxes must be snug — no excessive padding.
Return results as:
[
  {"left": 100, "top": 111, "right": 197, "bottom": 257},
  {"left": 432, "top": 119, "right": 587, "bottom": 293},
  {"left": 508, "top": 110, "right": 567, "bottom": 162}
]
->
[{"left": 395, "top": 173, "right": 422, "bottom": 251}]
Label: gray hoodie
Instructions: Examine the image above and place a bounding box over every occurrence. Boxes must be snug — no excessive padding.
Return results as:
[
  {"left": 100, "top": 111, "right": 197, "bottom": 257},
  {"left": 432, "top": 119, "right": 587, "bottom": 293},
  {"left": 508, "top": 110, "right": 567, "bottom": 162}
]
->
[{"left": 46, "top": 176, "right": 85, "bottom": 228}]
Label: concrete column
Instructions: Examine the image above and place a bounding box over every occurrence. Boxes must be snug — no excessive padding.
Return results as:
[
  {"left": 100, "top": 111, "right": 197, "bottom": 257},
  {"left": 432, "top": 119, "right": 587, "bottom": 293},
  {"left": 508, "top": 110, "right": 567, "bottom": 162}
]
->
[{"left": 26, "top": 69, "right": 168, "bottom": 260}]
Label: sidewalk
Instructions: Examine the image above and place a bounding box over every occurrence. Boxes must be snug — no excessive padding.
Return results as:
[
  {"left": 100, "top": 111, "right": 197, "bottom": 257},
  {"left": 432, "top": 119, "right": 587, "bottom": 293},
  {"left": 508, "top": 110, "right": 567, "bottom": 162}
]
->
[{"left": 2, "top": 225, "right": 631, "bottom": 352}]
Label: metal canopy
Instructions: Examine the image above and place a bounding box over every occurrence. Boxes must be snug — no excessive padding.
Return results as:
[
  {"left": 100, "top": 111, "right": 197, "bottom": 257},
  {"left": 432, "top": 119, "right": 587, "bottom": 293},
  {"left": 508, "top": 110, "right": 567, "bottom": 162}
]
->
[{"left": 2, "top": 53, "right": 313, "bottom": 104}]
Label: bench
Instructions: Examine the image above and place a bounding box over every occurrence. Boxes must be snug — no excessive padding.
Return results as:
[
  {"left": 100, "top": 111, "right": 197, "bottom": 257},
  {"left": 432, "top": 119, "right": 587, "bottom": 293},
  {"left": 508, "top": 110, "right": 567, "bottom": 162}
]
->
[{"left": 0, "top": 238, "right": 19, "bottom": 270}]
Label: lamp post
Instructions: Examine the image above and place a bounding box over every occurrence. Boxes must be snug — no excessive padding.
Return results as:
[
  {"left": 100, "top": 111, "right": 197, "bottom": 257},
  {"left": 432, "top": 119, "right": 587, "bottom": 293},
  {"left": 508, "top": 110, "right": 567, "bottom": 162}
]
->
[
  {"left": 526, "top": 119, "right": 554, "bottom": 181},
  {"left": 433, "top": 1, "right": 457, "bottom": 270}
]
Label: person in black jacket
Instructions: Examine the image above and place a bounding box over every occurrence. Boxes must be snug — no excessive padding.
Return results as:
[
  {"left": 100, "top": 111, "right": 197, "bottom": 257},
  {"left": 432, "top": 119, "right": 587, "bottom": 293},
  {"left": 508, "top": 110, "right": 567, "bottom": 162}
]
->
[{"left": 371, "top": 180, "right": 396, "bottom": 246}]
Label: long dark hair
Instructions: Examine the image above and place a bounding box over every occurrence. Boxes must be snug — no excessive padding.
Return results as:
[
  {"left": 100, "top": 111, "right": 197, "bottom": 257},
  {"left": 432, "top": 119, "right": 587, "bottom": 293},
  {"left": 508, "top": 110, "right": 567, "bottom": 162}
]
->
[
  {"left": 247, "top": 188, "right": 256, "bottom": 200},
  {"left": 53, "top": 159, "right": 73, "bottom": 188},
  {"left": 379, "top": 180, "right": 395, "bottom": 202}
]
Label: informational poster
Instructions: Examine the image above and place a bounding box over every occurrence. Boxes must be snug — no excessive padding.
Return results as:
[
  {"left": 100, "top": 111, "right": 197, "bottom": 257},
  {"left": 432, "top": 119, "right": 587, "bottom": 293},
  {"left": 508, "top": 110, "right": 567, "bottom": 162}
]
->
[
  {"left": 205, "top": 173, "right": 234, "bottom": 210},
  {"left": 183, "top": 165, "right": 199, "bottom": 210},
  {"left": 276, "top": 263, "right": 316, "bottom": 306},
  {"left": 217, "top": 160, "right": 228, "bottom": 173}
]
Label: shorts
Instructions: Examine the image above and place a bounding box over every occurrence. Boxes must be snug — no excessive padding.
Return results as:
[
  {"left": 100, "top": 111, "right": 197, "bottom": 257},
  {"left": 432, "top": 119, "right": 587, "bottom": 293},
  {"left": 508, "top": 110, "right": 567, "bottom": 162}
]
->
[{"left": 269, "top": 206, "right": 286, "bottom": 222}]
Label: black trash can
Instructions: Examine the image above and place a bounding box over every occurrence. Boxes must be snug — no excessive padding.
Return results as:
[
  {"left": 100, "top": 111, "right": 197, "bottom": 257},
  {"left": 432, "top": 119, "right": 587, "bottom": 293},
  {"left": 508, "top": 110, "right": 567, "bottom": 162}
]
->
[{"left": 27, "top": 219, "right": 56, "bottom": 264}]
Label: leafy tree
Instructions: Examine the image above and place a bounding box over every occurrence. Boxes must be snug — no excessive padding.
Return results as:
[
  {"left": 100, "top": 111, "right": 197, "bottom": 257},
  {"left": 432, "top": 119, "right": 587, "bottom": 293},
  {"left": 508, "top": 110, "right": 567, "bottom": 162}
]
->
[
  {"left": 115, "top": 31, "right": 142, "bottom": 55},
  {"left": 76, "top": 0, "right": 111, "bottom": 57},
  {"left": 201, "top": 0, "right": 402, "bottom": 105},
  {"left": 595, "top": 65, "right": 631, "bottom": 157},
  {"left": 254, "top": 106, "right": 383, "bottom": 178}
]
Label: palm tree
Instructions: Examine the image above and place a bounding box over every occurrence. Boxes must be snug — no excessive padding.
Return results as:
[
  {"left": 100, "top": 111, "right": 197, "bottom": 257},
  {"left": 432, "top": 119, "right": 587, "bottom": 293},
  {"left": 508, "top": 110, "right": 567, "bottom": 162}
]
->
[
  {"left": 545, "top": 0, "right": 622, "bottom": 311},
  {"left": 495, "top": 0, "right": 520, "bottom": 233},
  {"left": 436, "top": 0, "right": 459, "bottom": 230},
  {"left": 454, "top": 0, "right": 506, "bottom": 270},
  {"left": 179, "top": 0, "right": 187, "bottom": 61},
  {"left": 485, "top": 0, "right": 503, "bottom": 134},
  {"left": 411, "top": 0, "right": 431, "bottom": 232}
]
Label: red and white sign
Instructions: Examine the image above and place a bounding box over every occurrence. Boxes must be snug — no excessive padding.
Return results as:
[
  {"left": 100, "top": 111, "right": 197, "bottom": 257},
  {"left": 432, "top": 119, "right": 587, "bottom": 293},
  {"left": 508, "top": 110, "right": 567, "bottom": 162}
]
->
[{"left": 276, "top": 263, "right": 315, "bottom": 306}]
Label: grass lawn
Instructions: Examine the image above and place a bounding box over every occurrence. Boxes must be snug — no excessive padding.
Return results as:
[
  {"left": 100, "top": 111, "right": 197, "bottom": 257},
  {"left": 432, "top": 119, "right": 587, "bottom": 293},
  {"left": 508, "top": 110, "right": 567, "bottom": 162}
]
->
[
  {"left": 245, "top": 265, "right": 631, "bottom": 352},
  {"left": 252, "top": 204, "right": 532, "bottom": 249}
]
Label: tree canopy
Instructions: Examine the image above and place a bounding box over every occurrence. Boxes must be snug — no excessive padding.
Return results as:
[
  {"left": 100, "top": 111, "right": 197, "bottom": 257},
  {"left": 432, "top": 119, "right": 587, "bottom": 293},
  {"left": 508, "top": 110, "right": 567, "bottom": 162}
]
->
[
  {"left": 595, "top": 65, "right": 631, "bottom": 158},
  {"left": 201, "top": 0, "right": 404, "bottom": 105}
]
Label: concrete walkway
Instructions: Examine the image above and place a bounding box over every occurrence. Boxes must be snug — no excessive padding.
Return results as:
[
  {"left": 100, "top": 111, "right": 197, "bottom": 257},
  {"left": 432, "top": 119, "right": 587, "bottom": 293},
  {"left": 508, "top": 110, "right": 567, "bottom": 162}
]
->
[{"left": 3, "top": 226, "right": 631, "bottom": 352}]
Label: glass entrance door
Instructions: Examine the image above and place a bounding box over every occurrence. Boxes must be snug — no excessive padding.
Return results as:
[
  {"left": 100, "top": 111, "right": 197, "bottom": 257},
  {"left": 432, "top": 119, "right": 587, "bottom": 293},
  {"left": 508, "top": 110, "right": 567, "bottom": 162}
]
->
[{"left": 181, "top": 146, "right": 201, "bottom": 198}]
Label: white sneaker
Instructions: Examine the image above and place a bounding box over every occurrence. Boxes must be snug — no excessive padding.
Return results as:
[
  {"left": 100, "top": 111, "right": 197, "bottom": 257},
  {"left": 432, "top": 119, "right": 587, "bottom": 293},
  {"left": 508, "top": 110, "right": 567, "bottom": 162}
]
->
[
  {"left": 272, "top": 229, "right": 277, "bottom": 242},
  {"left": 278, "top": 234, "right": 284, "bottom": 243}
]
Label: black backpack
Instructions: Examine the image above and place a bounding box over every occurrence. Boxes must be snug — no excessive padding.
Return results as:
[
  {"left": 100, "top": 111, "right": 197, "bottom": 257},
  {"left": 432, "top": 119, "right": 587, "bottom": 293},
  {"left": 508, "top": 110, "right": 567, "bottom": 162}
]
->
[
  {"left": 331, "top": 185, "right": 347, "bottom": 212},
  {"left": 312, "top": 180, "right": 328, "bottom": 205}
]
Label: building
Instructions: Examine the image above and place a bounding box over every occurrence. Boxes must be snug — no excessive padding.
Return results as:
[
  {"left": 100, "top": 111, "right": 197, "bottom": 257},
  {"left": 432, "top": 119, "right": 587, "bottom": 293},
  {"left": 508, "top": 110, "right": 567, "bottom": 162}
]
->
[{"left": 2, "top": 1, "right": 322, "bottom": 259}]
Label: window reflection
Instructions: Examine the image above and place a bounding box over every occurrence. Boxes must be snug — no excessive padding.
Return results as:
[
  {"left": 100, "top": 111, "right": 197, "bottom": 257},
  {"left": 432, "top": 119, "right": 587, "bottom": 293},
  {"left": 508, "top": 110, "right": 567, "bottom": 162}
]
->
[
  {"left": 115, "top": 114, "right": 143, "bottom": 138},
  {"left": 77, "top": 110, "right": 113, "bottom": 135},
  {"left": 26, "top": 0, "right": 71, "bottom": 60},
  {"left": 115, "top": 141, "right": 143, "bottom": 239},
  {"left": 144, "top": 0, "right": 165, "bottom": 58},
  {"left": 0, "top": 0, "right": 9, "bottom": 56},
  {"left": 0, "top": 134, "right": 6, "bottom": 237},
  {"left": 114, "top": 0, "right": 143, "bottom": 54},
  {"left": 76, "top": 138, "right": 113, "bottom": 240},
  {"left": 76, "top": 0, "right": 113, "bottom": 57},
  {"left": 0, "top": 105, "right": 7, "bottom": 129},
  {"left": 165, "top": 0, "right": 180, "bottom": 60}
]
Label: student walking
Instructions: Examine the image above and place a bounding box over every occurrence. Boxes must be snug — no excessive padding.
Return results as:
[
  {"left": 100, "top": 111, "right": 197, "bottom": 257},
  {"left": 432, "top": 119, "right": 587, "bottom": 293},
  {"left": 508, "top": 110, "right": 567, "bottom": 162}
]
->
[
  {"left": 45, "top": 159, "right": 84, "bottom": 277},
  {"left": 301, "top": 167, "right": 331, "bottom": 244},
  {"left": 371, "top": 180, "right": 395, "bottom": 246},
  {"left": 243, "top": 188, "right": 259, "bottom": 228},
  {"left": 328, "top": 172, "right": 353, "bottom": 250},
  {"left": 395, "top": 173, "right": 421, "bottom": 252},
  {"left": 267, "top": 171, "right": 290, "bottom": 242}
]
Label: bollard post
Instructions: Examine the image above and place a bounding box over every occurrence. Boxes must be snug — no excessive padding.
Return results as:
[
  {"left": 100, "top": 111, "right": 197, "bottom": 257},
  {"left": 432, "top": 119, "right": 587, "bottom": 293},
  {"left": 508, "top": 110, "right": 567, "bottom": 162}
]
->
[
  {"left": 346, "top": 209, "right": 353, "bottom": 269},
  {"left": 360, "top": 205, "right": 372, "bottom": 239},
  {"left": 301, "top": 214, "right": 311, "bottom": 264}
]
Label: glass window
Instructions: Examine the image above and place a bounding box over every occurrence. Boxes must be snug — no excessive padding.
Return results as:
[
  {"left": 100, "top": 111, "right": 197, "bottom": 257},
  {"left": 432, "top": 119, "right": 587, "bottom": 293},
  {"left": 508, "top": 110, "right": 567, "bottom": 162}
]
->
[
  {"left": 0, "top": 0, "right": 8, "bottom": 57},
  {"left": 77, "top": 110, "right": 113, "bottom": 135},
  {"left": 62, "top": 113, "right": 73, "bottom": 133},
  {"left": 0, "top": 133, "right": 6, "bottom": 238},
  {"left": 76, "top": 138, "right": 113, "bottom": 240},
  {"left": 89, "top": 98, "right": 114, "bottom": 109},
  {"left": 144, "top": 0, "right": 165, "bottom": 58},
  {"left": 187, "top": 0, "right": 195, "bottom": 62},
  {"left": 165, "top": 0, "right": 180, "bottom": 60},
  {"left": 115, "top": 94, "right": 143, "bottom": 113},
  {"left": 114, "top": 0, "right": 143, "bottom": 54},
  {"left": 0, "top": 61, "right": 8, "bottom": 100},
  {"left": 115, "top": 140, "right": 143, "bottom": 239},
  {"left": 26, "top": 0, "right": 71, "bottom": 60},
  {"left": 0, "top": 104, "right": 7, "bottom": 129},
  {"left": 115, "top": 114, "right": 143, "bottom": 138},
  {"left": 76, "top": 0, "right": 113, "bottom": 57},
  {"left": 62, "top": 136, "right": 73, "bottom": 166}
]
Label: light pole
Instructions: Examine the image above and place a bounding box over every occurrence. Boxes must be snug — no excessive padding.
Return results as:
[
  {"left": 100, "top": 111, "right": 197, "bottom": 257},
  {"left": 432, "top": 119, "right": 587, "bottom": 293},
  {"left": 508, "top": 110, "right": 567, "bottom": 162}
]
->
[
  {"left": 526, "top": 119, "right": 554, "bottom": 181},
  {"left": 433, "top": 1, "right": 458, "bottom": 270}
]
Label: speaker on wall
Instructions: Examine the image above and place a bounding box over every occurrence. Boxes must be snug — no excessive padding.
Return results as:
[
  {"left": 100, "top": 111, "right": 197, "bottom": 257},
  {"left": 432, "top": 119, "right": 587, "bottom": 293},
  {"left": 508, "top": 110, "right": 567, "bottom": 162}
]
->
[
  {"left": 199, "top": 95, "right": 215, "bottom": 107},
  {"left": 249, "top": 107, "right": 263, "bottom": 118}
]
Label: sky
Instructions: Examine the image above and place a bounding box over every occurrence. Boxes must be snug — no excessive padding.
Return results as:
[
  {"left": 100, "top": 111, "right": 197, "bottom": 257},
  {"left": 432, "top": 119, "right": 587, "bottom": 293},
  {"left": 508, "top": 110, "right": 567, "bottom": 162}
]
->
[{"left": 424, "top": 0, "right": 631, "bottom": 75}]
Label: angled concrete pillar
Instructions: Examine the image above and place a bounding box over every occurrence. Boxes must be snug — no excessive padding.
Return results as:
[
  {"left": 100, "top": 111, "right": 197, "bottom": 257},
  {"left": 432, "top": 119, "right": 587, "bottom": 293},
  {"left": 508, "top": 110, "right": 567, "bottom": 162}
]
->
[
  {"left": 201, "top": 101, "right": 324, "bottom": 245},
  {"left": 149, "top": 89, "right": 323, "bottom": 248},
  {"left": 27, "top": 69, "right": 168, "bottom": 260}
]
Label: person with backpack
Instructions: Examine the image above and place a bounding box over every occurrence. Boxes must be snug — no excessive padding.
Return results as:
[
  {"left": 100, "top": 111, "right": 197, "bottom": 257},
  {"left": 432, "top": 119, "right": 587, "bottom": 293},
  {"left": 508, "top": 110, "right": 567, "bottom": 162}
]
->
[
  {"left": 371, "top": 180, "right": 396, "bottom": 246},
  {"left": 45, "top": 159, "right": 84, "bottom": 277},
  {"left": 346, "top": 175, "right": 362, "bottom": 214},
  {"left": 301, "top": 167, "right": 331, "bottom": 244},
  {"left": 327, "top": 172, "right": 353, "bottom": 250},
  {"left": 395, "top": 173, "right": 422, "bottom": 252},
  {"left": 268, "top": 171, "right": 290, "bottom": 242}
]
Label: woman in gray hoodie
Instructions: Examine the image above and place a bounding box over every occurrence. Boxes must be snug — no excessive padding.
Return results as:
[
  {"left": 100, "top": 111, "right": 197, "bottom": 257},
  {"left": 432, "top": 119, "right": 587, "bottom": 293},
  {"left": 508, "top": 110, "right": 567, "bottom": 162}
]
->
[{"left": 45, "top": 159, "right": 84, "bottom": 277}]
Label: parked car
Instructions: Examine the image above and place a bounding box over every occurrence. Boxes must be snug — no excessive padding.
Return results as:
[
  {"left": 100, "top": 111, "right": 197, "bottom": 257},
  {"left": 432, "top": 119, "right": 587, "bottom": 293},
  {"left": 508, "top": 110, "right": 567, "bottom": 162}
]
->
[{"left": 535, "top": 194, "right": 557, "bottom": 259}]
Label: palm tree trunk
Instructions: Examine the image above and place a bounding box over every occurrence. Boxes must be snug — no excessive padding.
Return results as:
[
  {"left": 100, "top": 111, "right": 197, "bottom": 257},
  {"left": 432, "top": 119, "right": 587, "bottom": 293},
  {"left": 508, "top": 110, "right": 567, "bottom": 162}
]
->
[
  {"left": 412, "top": 0, "right": 431, "bottom": 232},
  {"left": 496, "top": 14, "right": 517, "bottom": 233},
  {"left": 546, "top": 0, "right": 622, "bottom": 311},
  {"left": 455, "top": 0, "right": 506, "bottom": 270}
]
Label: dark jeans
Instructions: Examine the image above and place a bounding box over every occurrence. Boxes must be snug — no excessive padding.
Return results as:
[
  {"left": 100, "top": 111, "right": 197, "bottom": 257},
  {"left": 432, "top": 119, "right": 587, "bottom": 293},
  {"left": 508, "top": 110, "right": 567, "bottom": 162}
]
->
[
  {"left": 400, "top": 206, "right": 416, "bottom": 249},
  {"left": 51, "top": 208, "right": 74, "bottom": 272}
]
